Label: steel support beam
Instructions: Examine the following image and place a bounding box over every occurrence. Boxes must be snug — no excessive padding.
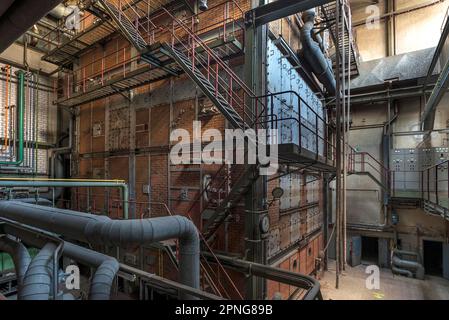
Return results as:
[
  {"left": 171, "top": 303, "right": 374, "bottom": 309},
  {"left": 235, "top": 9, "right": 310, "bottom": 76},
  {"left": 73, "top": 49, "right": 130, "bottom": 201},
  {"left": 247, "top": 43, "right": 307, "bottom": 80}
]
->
[
  {"left": 424, "top": 11, "right": 449, "bottom": 87},
  {"left": 421, "top": 58, "right": 449, "bottom": 130},
  {"left": 244, "top": 0, "right": 333, "bottom": 27},
  {"left": 244, "top": 0, "right": 268, "bottom": 300},
  {"left": 421, "top": 12, "right": 449, "bottom": 130}
]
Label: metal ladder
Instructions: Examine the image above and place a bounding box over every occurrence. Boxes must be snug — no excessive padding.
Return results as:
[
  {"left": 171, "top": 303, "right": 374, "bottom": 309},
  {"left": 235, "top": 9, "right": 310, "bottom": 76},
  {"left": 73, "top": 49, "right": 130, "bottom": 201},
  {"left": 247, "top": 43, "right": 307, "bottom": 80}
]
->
[{"left": 321, "top": 0, "right": 360, "bottom": 78}]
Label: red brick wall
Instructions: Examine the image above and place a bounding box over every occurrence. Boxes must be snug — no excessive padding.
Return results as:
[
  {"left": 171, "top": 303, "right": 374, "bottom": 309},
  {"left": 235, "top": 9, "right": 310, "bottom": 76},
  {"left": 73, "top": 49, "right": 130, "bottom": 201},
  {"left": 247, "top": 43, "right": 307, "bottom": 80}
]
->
[
  {"left": 69, "top": 0, "right": 323, "bottom": 299},
  {"left": 267, "top": 232, "right": 323, "bottom": 300}
]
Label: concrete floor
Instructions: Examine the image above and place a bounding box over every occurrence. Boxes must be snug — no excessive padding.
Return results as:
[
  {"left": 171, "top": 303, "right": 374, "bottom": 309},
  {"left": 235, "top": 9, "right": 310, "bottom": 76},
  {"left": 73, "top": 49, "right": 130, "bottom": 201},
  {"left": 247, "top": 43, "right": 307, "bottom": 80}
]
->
[{"left": 320, "top": 260, "right": 449, "bottom": 300}]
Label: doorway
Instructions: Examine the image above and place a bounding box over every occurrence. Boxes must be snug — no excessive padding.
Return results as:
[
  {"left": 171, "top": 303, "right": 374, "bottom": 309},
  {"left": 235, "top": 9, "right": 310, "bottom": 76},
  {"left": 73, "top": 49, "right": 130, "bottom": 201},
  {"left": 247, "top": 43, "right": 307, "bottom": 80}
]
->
[
  {"left": 361, "top": 236, "right": 378, "bottom": 265},
  {"left": 423, "top": 240, "right": 443, "bottom": 276}
]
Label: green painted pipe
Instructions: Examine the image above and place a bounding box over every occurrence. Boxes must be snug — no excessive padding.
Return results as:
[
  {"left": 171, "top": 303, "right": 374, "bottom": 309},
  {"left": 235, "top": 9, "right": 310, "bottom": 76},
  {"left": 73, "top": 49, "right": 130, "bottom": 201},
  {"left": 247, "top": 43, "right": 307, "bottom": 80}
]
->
[
  {"left": 0, "top": 180, "right": 129, "bottom": 219},
  {"left": 0, "top": 70, "right": 24, "bottom": 166}
]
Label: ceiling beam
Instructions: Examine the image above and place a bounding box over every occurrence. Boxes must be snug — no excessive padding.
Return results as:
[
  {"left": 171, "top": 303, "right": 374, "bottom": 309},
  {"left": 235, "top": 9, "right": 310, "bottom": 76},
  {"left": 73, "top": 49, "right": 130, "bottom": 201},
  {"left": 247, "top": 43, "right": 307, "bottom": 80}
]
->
[{"left": 245, "top": 0, "right": 333, "bottom": 27}]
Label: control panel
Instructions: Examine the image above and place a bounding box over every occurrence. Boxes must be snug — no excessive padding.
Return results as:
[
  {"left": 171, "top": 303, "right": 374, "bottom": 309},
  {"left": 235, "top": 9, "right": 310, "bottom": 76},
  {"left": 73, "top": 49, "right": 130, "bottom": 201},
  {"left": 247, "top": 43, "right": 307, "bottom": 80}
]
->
[{"left": 390, "top": 147, "right": 449, "bottom": 197}]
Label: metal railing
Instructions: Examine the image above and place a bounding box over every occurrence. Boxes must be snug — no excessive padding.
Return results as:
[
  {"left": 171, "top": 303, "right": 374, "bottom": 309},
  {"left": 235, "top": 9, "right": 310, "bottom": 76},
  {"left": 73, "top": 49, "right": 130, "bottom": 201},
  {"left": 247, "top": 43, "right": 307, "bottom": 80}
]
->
[
  {"left": 391, "top": 160, "right": 449, "bottom": 209},
  {"left": 347, "top": 147, "right": 391, "bottom": 190},
  {"left": 59, "top": 0, "right": 245, "bottom": 103},
  {"left": 261, "top": 90, "right": 336, "bottom": 165},
  {"left": 40, "top": 12, "right": 99, "bottom": 53},
  {"left": 146, "top": 4, "right": 262, "bottom": 129}
]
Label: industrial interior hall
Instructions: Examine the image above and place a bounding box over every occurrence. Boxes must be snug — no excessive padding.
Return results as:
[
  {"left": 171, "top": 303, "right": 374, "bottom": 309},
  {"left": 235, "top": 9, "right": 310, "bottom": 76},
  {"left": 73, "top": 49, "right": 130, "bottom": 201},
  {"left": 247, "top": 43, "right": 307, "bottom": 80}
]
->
[{"left": 0, "top": 0, "right": 448, "bottom": 301}]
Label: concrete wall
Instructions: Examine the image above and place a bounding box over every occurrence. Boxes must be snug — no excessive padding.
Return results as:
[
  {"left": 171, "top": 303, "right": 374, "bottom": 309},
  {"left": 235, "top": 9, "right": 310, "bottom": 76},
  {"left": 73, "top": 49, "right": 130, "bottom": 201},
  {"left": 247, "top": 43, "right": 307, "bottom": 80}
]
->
[
  {"left": 346, "top": 90, "right": 449, "bottom": 264},
  {"left": 352, "top": 0, "right": 449, "bottom": 61}
]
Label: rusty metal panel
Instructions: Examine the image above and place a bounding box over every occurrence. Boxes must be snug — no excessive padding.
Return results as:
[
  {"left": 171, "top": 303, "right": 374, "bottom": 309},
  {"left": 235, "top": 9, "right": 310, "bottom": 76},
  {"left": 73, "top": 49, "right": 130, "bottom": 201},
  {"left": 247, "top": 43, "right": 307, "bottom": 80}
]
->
[{"left": 109, "top": 107, "right": 130, "bottom": 151}]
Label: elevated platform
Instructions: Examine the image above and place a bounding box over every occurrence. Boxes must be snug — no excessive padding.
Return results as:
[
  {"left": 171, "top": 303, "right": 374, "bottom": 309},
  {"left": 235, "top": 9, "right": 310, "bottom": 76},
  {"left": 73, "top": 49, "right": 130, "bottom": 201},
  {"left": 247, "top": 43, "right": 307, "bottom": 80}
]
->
[
  {"left": 42, "top": 19, "right": 116, "bottom": 67},
  {"left": 390, "top": 196, "right": 422, "bottom": 208},
  {"left": 56, "top": 37, "right": 242, "bottom": 107},
  {"left": 278, "top": 143, "right": 336, "bottom": 172},
  {"left": 41, "top": 0, "right": 186, "bottom": 67}
]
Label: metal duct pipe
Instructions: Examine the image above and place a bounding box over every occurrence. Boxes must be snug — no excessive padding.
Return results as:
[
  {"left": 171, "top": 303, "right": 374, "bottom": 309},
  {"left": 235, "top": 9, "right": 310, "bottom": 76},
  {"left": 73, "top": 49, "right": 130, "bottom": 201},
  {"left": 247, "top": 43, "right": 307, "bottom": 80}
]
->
[
  {"left": 19, "top": 242, "right": 57, "bottom": 300},
  {"left": 14, "top": 198, "right": 53, "bottom": 206},
  {"left": 5, "top": 225, "right": 119, "bottom": 300},
  {"left": 48, "top": 113, "right": 74, "bottom": 201},
  {"left": 0, "top": 70, "right": 24, "bottom": 166},
  {"left": 48, "top": 3, "right": 75, "bottom": 19},
  {"left": 202, "top": 252, "right": 322, "bottom": 300},
  {"left": 0, "top": 201, "right": 200, "bottom": 298},
  {"left": 392, "top": 250, "right": 425, "bottom": 280},
  {"left": 392, "top": 265, "right": 413, "bottom": 278},
  {"left": 89, "top": 257, "right": 119, "bottom": 300},
  {"left": 0, "top": 235, "right": 31, "bottom": 290},
  {"left": 0, "top": 0, "right": 64, "bottom": 53},
  {"left": 198, "top": 0, "right": 208, "bottom": 11},
  {"left": 299, "top": 9, "right": 336, "bottom": 96},
  {"left": 0, "top": 179, "right": 129, "bottom": 218}
]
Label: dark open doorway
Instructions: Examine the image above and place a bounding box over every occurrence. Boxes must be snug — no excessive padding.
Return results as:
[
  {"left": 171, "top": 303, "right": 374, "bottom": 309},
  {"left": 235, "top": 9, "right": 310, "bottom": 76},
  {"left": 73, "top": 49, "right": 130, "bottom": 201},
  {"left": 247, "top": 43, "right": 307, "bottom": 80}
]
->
[
  {"left": 423, "top": 240, "right": 443, "bottom": 276},
  {"left": 361, "top": 236, "right": 378, "bottom": 264}
]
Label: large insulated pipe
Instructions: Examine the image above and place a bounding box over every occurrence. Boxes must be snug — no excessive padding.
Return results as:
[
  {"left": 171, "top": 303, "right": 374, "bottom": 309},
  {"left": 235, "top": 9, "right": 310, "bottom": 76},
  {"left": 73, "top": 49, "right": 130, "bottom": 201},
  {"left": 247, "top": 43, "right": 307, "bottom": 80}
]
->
[
  {"left": 19, "top": 242, "right": 57, "bottom": 300},
  {"left": 5, "top": 225, "right": 119, "bottom": 300},
  {"left": 392, "top": 265, "right": 413, "bottom": 278},
  {"left": 202, "top": 252, "right": 322, "bottom": 300},
  {"left": 392, "top": 252, "right": 425, "bottom": 280},
  {"left": 14, "top": 198, "right": 53, "bottom": 206},
  {"left": 0, "top": 236, "right": 32, "bottom": 289},
  {"left": 0, "top": 70, "right": 24, "bottom": 166},
  {"left": 299, "top": 9, "right": 336, "bottom": 96},
  {"left": 0, "top": 179, "right": 129, "bottom": 219},
  {"left": 0, "top": 0, "right": 64, "bottom": 53},
  {"left": 198, "top": 0, "right": 208, "bottom": 11},
  {"left": 0, "top": 201, "right": 200, "bottom": 297}
]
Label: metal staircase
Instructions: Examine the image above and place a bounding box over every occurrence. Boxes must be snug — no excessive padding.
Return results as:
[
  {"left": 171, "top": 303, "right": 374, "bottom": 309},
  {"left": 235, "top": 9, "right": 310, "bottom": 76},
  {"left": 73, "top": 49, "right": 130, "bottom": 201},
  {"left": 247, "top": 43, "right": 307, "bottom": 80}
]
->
[
  {"left": 57, "top": 0, "right": 244, "bottom": 107},
  {"left": 82, "top": 0, "right": 261, "bottom": 246},
  {"left": 347, "top": 149, "right": 391, "bottom": 197},
  {"left": 161, "top": 44, "right": 246, "bottom": 130},
  {"left": 98, "top": 0, "right": 148, "bottom": 51},
  {"left": 202, "top": 165, "right": 259, "bottom": 242},
  {"left": 347, "top": 170, "right": 388, "bottom": 192}
]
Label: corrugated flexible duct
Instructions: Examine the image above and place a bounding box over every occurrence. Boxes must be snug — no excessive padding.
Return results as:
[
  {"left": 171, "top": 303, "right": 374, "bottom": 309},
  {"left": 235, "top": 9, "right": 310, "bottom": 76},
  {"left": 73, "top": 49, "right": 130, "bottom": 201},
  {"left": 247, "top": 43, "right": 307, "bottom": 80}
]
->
[
  {"left": 19, "top": 242, "right": 57, "bottom": 300},
  {"left": 0, "top": 201, "right": 200, "bottom": 299},
  {"left": 0, "top": 235, "right": 31, "bottom": 290},
  {"left": 5, "top": 225, "right": 119, "bottom": 300},
  {"left": 391, "top": 249, "right": 425, "bottom": 280},
  {"left": 198, "top": 0, "right": 208, "bottom": 11},
  {"left": 299, "top": 9, "right": 336, "bottom": 96}
]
